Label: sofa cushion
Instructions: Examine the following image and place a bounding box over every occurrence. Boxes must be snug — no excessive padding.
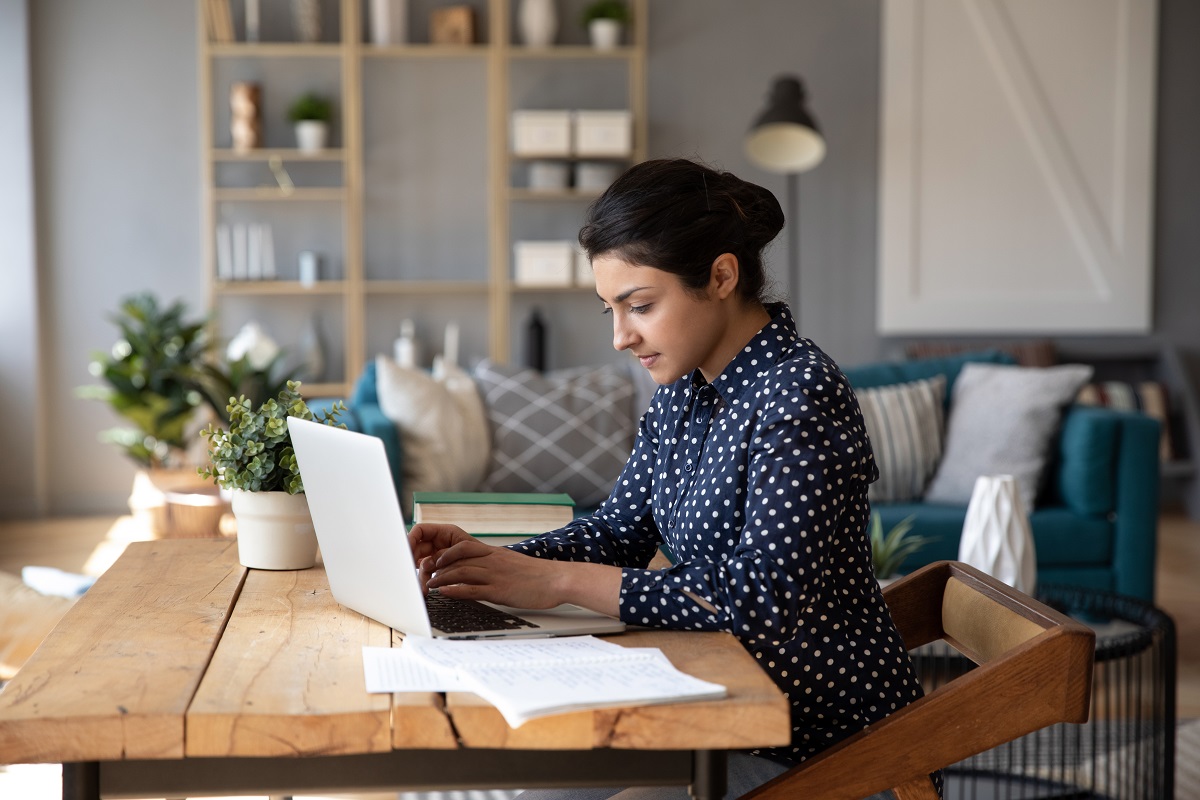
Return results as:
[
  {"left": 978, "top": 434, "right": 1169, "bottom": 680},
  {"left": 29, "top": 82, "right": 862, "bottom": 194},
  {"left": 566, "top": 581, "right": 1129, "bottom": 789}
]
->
[
  {"left": 1049, "top": 406, "right": 1119, "bottom": 515},
  {"left": 843, "top": 349, "right": 1015, "bottom": 403},
  {"left": 924, "top": 362, "right": 1093, "bottom": 510},
  {"left": 857, "top": 376, "right": 946, "bottom": 503},
  {"left": 374, "top": 356, "right": 491, "bottom": 514},
  {"left": 474, "top": 360, "right": 636, "bottom": 508}
]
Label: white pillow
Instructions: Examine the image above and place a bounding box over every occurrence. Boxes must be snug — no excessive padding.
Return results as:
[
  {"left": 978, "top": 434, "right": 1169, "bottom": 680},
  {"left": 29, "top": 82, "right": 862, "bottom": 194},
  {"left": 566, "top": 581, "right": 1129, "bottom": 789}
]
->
[
  {"left": 924, "top": 362, "right": 1093, "bottom": 509},
  {"left": 374, "top": 355, "right": 491, "bottom": 514}
]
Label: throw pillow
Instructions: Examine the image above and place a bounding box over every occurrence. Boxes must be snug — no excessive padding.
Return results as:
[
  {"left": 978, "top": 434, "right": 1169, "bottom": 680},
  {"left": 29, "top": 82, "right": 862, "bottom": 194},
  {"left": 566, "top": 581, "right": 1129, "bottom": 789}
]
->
[
  {"left": 374, "top": 355, "right": 491, "bottom": 514},
  {"left": 924, "top": 363, "right": 1093, "bottom": 509},
  {"left": 856, "top": 376, "right": 946, "bottom": 503},
  {"left": 473, "top": 360, "right": 636, "bottom": 508}
]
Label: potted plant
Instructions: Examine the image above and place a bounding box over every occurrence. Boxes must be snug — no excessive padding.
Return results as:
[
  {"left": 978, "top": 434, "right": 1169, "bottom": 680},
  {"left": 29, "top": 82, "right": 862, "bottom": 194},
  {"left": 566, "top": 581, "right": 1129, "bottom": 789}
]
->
[
  {"left": 869, "top": 513, "right": 934, "bottom": 585},
  {"left": 581, "top": 0, "right": 628, "bottom": 49},
  {"left": 288, "top": 92, "right": 333, "bottom": 153},
  {"left": 199, "top": 381, "right": 346, "bottom": 569}
]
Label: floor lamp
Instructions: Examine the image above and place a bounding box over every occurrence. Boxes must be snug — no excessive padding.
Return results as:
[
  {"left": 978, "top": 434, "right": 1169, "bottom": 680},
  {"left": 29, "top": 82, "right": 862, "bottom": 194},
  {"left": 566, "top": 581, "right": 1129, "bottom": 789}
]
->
[{"left": 744, "top": 76, "right": 826, "bottom": 329}]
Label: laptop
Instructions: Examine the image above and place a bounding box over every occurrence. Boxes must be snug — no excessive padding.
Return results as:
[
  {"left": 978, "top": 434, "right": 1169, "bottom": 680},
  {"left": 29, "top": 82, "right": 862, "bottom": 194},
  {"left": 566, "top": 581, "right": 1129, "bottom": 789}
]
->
[{"left": 287, "top": 416, "right": 626, "bottom": 639}]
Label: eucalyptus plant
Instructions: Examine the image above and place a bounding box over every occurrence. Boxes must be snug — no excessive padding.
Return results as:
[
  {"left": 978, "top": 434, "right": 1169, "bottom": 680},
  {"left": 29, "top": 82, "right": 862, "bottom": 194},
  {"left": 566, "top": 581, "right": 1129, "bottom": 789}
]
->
[
  {"left": 198, "top": 381, "right": 346, "bottom": 494},
  {"left": 869, "top": 513, "right": 934, "bottom": 579}
]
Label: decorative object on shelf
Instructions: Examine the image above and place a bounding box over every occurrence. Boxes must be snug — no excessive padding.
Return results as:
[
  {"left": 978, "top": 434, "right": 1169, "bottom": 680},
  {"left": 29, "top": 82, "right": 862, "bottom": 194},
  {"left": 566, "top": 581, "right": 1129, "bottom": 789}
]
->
[
  {"left": 958, "top": 474, "right": 1036, "bottom": 594},
  {"left": 368, "top": 0, "right": 407, "bottom": 46},
  {"left": 291, "top": 0, "right": 321, "bottom": 43},
  {"left": 203, "top": 0, "right": 235, "bottom": 43},
  {"left": 267, "top": 155, "right": 296, "bottom": 195},
  {"left": 288, "top": 92, "right": 333, "bottom": 153},
  {"left": 442, "top": 321, "right": 460, "bottom": 367},
  {"left": 298, "top": 250, "right": 319, "bottom": 287},
  {"left": 744, "top": 75, "right": 825, "bottom": 329},
  {"left": 525, "top": 309, "right": 547, "bottom": 372},
  {"left": 229, "top": 81, "right": 261, "bottom": 152},
  {"left": 574, "top": 160, "right": 618, "bottom": 191},
  {"left": 514, "top": 240, "right": 575, "bottom": 286},
  {"left": 393, "top": 318, "right": 422, "bottom": 368},
  {"left": 78, "top": 293, "right": 210, "bottom": 470},
  {"left": 215, "top": 223, "right": 234, "bottom": 280},
  {"left": 573, "top": 244, "right": 594, "bottom": 286},
  {"left": 198, "top": 381, "right": 347, "bottom": 570},
  {"left": 430, "top": 5, "right": 474, "bottom": 45},
  {"left": 581, "top": 0, "right": 628, "bottom": 50},
  {"left": 868, "top": 513, "right": 931, "bottom": 583},
  {"left": 298, "top": 316, "right": 326, "bottom": 384},
  {"left": 528, "top": 160, "right": 569, "bottom": 191},
  {"left": 512, "top": 110, "right": 572, "bottom": 156},
  {"left": 244, "top": 0, "right": 260, "bottom": 42},
  {"left": 518, "top": 0, "right": 558, "bottom": 47},
  {"left": 572, "top": 110, "right": 632, "bottom": 157}
]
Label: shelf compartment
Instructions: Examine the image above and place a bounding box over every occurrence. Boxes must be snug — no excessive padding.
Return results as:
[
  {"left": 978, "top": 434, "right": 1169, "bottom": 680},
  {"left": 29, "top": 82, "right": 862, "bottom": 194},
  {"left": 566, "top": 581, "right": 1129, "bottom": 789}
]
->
[
  {"left": 361, "top": 44, "right": 489, "bottom": 59},
  {"left": 507, "top": 46, "right": 637, "bottom": 60},
  {"left": 509, "top": 188, "right": 602, "bottom": 201},
  {"left": 366, "top": 281, "right": 490, "bottom": 295},
  {"left": 214, "top": 280, "right": 347, "bottom": 295},
  {"left": 208, "top": 43, "right": 343, "bottom": 58},
  {"left": 212, "top": 148, "right": 346, "bottom": 162}
]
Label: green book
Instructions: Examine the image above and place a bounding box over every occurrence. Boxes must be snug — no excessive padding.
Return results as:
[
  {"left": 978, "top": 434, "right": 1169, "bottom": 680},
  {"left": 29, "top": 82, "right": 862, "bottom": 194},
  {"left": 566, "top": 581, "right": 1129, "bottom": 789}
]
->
[{"left": 412, "top": 492, "right": 575, "bottom": 535}]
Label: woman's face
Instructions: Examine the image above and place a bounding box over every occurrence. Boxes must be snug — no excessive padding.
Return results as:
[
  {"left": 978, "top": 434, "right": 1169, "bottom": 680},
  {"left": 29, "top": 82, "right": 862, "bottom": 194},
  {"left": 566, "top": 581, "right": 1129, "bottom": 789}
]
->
[{"left": 592, "top": 255, "right": 728, "bottom": 384}]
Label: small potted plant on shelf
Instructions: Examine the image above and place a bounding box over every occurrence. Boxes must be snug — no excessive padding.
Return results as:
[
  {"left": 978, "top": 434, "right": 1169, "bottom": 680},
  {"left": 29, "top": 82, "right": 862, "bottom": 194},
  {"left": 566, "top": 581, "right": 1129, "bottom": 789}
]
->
[
  {"left": 581, "top": 0, "right": 628, "bottom": 50},
  {"left": 869, "top": 513, "right": 934, "bottom": 586},
  {"left": 287, "top": 92, "right": 333, "bottom": 153},
  {"left": 199, "top": 381, "right": 346, "bottom": 570}
]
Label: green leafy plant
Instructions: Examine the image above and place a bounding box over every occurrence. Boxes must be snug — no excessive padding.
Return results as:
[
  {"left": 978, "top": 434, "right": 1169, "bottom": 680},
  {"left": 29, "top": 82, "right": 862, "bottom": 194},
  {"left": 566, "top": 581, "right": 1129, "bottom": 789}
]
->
[
  {"left": 199, "top": 381, "right": 346, "bottom": 494},
  {"left": 78, "top": 293, "right": 211, "bottom": 469},
  {"left": 581, "top": 0, "right": 629, "bottom": 25},
  {"left": 287, "top": 92, "right": 333, "bottom": 123},
  {"left": 869, "top": 514, "right": 935, "bottom": 579}
]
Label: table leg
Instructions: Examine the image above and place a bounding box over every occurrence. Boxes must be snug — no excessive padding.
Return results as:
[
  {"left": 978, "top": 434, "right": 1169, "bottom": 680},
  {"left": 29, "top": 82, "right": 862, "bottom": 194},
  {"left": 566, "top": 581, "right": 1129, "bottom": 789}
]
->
[
  {"left": 62, "top": 762, "right": 99, "bottom": 800},
  {"left": 690, "top": 750, "right": 727, "bottom": 800}
]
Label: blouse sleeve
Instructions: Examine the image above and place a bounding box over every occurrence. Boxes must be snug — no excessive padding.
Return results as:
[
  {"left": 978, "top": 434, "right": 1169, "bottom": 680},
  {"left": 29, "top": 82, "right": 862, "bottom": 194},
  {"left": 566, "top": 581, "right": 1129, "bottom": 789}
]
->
[
  {"left": 620, "top": 371, "right": 871, "bottom": 647},
  {"left": 507, "top": 402, "right": 665, "bottom": 569}
]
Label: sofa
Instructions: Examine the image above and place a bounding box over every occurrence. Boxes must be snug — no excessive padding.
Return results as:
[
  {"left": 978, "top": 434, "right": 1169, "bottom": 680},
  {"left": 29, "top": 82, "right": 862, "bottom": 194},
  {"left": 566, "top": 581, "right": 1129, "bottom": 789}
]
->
[{"left": 332, "top": 350, "right": 1160, "bottom": 602}]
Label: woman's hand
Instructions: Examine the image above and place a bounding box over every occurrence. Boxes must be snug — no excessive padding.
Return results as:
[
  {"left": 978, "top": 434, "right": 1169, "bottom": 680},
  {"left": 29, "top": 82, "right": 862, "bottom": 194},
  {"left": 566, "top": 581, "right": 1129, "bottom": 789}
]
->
[{"left": 407, "top": 523, "right": 622, "bottom": 615}]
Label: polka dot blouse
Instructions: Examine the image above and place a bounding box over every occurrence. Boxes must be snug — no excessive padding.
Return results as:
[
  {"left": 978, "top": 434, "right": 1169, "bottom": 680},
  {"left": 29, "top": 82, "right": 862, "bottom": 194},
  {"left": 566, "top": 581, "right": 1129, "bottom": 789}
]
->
[{"left": 511, "top": 303, "right": 929, "bottom": 767}]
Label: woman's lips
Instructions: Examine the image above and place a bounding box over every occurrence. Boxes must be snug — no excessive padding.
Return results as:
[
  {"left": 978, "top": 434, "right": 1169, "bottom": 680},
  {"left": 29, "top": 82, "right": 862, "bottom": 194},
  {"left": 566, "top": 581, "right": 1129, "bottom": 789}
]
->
[{"left": 638, "top": 354, "right": 659, "bottom": 369}]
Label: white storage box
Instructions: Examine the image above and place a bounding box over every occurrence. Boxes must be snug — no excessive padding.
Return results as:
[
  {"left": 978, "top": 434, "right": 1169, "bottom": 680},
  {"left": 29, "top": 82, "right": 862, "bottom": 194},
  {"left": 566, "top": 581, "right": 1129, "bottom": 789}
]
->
[
  {"left": 575, "top": 161, "right": 619, "bottom": 191},
  {"left": 512, "top": 110, "right": 572, "bottom": 156},
  {"left": 528, "top": 160, "right": 570, "bottom": 191},
  {"left": 572, "top": 110, "right": 632, "bottom": 157},
  {"left": 514, "top": 241, "right": 575, "bottom": 286},
  {"left": 574, "top": 244, "right": 594, "bottom": 286}
]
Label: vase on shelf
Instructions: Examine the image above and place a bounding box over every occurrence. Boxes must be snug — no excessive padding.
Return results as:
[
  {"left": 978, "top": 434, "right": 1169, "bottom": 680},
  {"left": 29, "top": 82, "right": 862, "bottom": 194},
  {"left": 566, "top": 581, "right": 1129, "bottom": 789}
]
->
[
  {"left": 229, "top": 82, "right": 261, "bottom": 153},
  {"left": 588, "top": 18, "right": 621, "bottom": 49},
  {"left": 231, "top": 490, "right": 318, "bottom": 570},
  {"left": 369, "top": 0, "right": 408, "bottom": 46},
  {"left": 291, "top": 0, "right": 321, "bottom": 43},
  {"left": 294, "top": 120, "right": 328, "bottom": 153},
  {"left": 298, "top": 316, "right": 327, "bottom": 383},
  {"left": 518, "top": 0, "right": 557, "bottom": 47}
]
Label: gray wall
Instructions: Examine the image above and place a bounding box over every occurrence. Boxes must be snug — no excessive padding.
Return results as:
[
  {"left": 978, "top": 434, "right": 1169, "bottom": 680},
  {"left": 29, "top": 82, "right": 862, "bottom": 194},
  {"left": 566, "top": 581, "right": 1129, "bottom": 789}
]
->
[{"left": 3, "top": 0, "right": 1197, "bottom": 519}]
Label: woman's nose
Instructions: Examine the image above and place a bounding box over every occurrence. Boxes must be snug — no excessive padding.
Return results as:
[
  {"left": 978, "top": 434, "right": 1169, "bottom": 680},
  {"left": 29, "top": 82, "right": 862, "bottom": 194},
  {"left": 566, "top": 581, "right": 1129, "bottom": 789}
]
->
[{"left": 612, "top": 315, "right": 636, "bottom": 352}]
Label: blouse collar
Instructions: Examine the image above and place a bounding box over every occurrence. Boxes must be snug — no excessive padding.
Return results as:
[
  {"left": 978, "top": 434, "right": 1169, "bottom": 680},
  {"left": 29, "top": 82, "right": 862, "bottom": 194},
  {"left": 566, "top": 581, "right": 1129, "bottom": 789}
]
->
[{"left": 689, "top": 302, "right": 799, "bottom": 405}]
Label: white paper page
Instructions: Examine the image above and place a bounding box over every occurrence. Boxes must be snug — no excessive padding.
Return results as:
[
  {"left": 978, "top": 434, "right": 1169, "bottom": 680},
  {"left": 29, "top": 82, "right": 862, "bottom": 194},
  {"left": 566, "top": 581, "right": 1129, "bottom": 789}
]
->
[
  {"left": 402, "top": 634, "right": 624, "bottom": 671},
  {"left": 361, "top": 646, "right": 465, "bottom": 693},
  {"left": 461, "top": 650, "right": 727, "bottom": 728}
]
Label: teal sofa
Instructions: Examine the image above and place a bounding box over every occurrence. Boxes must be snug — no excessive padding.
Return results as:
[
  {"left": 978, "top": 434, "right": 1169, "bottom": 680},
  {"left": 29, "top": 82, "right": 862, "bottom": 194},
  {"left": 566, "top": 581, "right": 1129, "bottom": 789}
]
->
[
  {"left": 843, "top": 352, "right": 1160, "bottom": 601},
  {"left": 332, "top": 351, "right": 1161, "bottom": 602}
]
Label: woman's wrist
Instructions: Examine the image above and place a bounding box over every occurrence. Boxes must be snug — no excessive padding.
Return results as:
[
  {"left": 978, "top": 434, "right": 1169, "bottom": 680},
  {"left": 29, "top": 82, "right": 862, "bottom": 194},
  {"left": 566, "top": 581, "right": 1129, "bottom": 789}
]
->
[{"left": 552, "top": 561, "right": 623, "bottom": 618}]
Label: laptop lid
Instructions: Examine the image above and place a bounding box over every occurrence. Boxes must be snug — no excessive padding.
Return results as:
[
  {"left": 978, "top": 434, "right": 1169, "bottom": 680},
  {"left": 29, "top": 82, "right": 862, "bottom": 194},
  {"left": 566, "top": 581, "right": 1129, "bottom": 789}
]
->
[{"left": 286, "top": 417, "right": 625, "bottom": 639}]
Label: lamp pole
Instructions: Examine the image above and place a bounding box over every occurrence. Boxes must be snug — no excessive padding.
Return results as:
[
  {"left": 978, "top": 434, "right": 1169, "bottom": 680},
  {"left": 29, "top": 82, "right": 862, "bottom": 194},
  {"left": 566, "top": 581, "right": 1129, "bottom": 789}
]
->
[{"left": 744, "top": 75, "right": 825, "bottom": 332}]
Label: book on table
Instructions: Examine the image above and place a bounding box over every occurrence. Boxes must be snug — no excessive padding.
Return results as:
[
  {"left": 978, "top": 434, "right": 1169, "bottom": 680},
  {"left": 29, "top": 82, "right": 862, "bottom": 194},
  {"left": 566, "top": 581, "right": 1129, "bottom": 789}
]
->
[{"left": 412, "top": 491, "right": 574, "bottom": 546}]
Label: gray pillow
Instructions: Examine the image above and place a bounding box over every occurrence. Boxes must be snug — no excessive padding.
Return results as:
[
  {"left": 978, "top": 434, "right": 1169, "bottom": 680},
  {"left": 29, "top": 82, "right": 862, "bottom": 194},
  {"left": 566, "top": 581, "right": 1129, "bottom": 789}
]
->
[
  {"left": 857, "top": 375, "right": 946, "bottom": 503},
  {"left": 473, "top": 360, "right": 637, "bottom": 508},
  {"left": 924, "top": 363, "right": 1093, "bottom": 509}
]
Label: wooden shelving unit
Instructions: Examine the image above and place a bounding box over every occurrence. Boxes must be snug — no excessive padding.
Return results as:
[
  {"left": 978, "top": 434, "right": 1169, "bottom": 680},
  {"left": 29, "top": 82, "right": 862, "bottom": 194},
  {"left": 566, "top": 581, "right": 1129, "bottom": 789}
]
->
[{"left": 198, "top": 0, "right": 647, "bottom": 398}]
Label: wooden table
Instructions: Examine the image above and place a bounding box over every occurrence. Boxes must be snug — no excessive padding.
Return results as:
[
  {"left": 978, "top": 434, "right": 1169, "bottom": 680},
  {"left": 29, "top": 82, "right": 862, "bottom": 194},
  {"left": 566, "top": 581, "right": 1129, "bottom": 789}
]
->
[{"left": 0, "top": 539, "right": 790, "bottom": 800}]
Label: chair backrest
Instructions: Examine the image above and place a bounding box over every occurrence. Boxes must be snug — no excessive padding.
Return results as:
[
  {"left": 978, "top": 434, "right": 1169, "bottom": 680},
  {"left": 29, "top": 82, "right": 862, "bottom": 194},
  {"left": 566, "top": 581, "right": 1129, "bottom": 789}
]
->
[{"left": 739, "top": 561, "right": 1096, "bottom": 800}]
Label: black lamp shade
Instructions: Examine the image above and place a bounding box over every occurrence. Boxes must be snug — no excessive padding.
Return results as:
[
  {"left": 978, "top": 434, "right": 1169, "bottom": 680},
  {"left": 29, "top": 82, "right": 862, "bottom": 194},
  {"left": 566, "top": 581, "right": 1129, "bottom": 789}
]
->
[{"left": 745, "top": 76, "right": 826, "bottom": 174}]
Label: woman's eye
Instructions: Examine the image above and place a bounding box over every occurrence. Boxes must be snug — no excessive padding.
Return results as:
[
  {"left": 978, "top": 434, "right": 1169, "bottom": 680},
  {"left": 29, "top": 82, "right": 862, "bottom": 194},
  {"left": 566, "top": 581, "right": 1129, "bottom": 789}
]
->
[
  {"left": 629, "top": 304, "right": 651, "bottom": 315},
  {"left": 601, "top": 306, "right": 612, "bottom": 316}
]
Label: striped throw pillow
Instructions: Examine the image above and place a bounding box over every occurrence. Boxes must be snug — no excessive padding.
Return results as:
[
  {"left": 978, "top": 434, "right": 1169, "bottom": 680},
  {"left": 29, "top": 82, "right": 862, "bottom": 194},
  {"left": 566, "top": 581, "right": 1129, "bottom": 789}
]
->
[{"left": 856, "top": 376, "right": 947, "bottom": 503}]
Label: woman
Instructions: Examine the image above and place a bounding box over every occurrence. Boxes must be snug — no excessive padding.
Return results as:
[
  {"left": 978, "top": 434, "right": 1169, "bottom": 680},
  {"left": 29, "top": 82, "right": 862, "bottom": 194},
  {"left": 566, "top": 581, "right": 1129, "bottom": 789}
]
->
[{"left": 410, "top": 158, "right": 931, "bottom": 799}]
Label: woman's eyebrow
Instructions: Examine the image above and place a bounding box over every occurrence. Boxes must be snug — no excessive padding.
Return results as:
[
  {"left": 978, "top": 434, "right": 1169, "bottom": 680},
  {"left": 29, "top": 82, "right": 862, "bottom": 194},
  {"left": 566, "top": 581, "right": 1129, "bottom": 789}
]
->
[{"left": 597, "top": 286, "right": 651, "bottom": 304}]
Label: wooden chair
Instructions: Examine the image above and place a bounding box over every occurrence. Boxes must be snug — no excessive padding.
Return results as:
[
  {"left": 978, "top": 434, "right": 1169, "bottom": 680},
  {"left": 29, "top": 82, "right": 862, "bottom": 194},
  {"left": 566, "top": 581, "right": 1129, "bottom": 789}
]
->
[{"left": 739, "top": 560, "right": 1096, "bottom": 800}]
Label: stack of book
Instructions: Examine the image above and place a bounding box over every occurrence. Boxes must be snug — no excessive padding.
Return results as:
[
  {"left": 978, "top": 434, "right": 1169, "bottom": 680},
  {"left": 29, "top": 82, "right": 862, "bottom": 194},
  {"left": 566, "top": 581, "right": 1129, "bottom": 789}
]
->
[{"left": 412, "top": 492, "right": 574, "bottom": 546}]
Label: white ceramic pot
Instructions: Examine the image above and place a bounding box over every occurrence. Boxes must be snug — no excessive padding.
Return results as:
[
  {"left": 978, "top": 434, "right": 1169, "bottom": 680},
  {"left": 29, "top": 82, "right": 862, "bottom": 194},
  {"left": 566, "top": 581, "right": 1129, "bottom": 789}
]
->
[
  {"left": 518, "top": 0, "right": 557, "bottom": 47},
  {"left": 231, "top": 490, "right": 318, "bottom": 570},
  {"left": 588, "top": 18, "right": 621, "bottom": 50},
  {"left": 295, "top": 120, "right": 328, "bottom": 153}
]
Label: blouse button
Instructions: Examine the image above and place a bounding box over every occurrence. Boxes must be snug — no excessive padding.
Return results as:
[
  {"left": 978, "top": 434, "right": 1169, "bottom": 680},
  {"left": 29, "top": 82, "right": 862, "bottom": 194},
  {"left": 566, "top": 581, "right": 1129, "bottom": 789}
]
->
[{"left": 685, "top": 460, "right": 694, "bottom": 472}]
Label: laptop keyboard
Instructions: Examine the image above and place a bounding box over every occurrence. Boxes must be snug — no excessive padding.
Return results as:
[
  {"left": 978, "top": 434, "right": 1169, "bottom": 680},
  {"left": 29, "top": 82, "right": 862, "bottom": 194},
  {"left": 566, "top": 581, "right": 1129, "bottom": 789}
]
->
[{"left": 425, "top": 592, "right": 540, "bottom": 633}]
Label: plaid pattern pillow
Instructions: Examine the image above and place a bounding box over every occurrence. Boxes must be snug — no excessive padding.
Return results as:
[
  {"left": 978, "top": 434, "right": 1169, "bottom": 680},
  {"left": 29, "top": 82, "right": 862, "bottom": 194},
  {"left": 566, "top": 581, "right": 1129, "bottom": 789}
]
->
[
  {"left": 856, "top": 376, "right": 947, "bottom": 503},
  {"left": 473, "top": 361, "right": 636, "bottom": 508}
]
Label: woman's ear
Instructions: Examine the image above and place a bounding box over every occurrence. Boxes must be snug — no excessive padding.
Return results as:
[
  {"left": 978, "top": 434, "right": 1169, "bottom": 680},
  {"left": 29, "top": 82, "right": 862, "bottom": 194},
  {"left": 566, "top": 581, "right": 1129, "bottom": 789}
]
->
[{"left": 708, "top": 253, "right": 740, "bottom": 300}]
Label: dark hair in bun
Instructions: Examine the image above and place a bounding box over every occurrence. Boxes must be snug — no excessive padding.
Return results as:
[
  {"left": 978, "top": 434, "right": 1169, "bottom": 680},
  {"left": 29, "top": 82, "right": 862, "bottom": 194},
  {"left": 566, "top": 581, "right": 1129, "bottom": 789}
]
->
[{"left": 578, "top": 158, "right": 785, "bottom": 303}]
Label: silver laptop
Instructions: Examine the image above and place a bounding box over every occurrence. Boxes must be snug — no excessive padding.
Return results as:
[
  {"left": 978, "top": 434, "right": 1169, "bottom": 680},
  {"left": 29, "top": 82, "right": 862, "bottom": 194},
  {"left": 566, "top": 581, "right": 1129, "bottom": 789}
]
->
[{"left": 287, "top": 416, "right": 626, "bottom": 639}]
